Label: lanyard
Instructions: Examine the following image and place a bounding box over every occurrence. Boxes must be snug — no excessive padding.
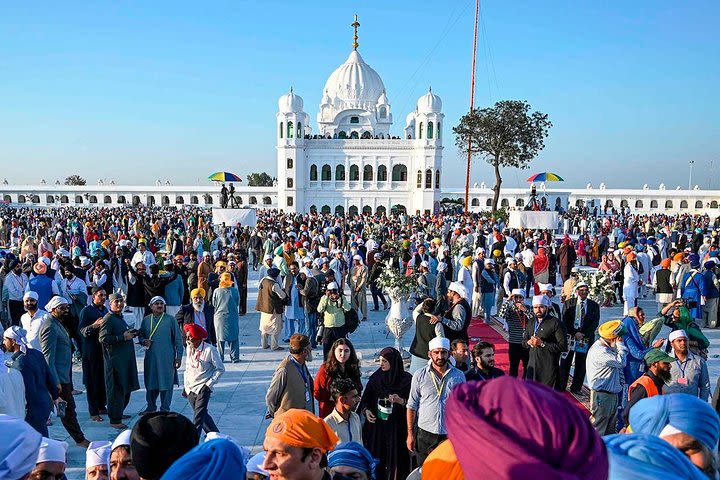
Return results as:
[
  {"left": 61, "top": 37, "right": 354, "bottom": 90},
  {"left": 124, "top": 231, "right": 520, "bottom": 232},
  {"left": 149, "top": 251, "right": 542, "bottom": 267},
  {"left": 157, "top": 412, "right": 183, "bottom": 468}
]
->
[
  {"left": 291, "top": 358, "right": 308, "bottom": 386},
  {"left": 347, "top": 420, "right": 353, "bottom": 442},
  {"left": 429, "top": 369, "right": 448, "bottom": 399},
  {"left": 676, "top": 358, "right": 688, "bottom": 378},
  {"left": 190, "top": 343, "right": 204, "bottom": 368},
  {"left": 148, "top": 314, "right": 165, "bottom": 340},
  {"left": 533, "top": 318, "right": 542, "bottom": 336}
]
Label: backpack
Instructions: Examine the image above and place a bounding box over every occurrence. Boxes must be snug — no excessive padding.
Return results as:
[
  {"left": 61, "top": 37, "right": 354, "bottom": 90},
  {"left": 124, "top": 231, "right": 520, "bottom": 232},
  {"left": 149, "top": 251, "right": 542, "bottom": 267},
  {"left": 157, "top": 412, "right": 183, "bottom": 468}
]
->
[{"left": 344, "top": 307, "right": 360, "bottom": 334}]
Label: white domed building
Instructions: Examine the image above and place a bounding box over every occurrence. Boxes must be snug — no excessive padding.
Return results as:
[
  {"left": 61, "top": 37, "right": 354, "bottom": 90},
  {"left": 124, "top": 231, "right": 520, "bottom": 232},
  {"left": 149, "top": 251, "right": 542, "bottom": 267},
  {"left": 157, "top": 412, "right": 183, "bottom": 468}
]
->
[{"left": 276, "top": 24, "right": 444, "bottom": 215}]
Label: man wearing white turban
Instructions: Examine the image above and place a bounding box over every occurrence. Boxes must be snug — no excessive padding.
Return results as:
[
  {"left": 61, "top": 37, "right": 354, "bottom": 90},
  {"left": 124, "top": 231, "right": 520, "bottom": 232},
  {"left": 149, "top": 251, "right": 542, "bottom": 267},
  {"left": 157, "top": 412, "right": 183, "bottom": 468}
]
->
[
  {"left": 32, "top": 437, "right": 68, "bottom": 479},
  {"left": 433, "top": 282, "right": 472, "bottom": 347},
  {"left": 522, "top": 295, "right": 567, "bottom": 388},
  {"left": 0, "top": 414, "right": 42, "bottom": 479},
  {"left": 86, "top": 440, "right": 112, "bottom": 480}
]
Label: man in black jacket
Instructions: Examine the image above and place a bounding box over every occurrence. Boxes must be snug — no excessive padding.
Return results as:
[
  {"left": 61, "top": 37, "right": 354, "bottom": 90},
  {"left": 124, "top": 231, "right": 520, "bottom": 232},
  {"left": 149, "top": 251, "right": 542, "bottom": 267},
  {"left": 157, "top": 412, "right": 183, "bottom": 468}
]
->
[
  {"left": 175, "top": 288, "right": 217, "bottom": 345},
  {"left": 557, "top": 281, "right": 600, "bottom": 393},
  {"left": 523, "top": 295, "right": 567, "bottom": 388}
]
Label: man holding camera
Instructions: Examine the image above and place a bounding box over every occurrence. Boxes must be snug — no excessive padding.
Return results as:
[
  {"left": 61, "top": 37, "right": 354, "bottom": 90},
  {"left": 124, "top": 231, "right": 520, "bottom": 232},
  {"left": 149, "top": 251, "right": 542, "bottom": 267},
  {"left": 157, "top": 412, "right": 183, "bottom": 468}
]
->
[
  {"left": 100, "top": 292, "right": 140, "bottom": 429},
  {"left": 317, "top": 282, "right": 351, "bottom": 360}
]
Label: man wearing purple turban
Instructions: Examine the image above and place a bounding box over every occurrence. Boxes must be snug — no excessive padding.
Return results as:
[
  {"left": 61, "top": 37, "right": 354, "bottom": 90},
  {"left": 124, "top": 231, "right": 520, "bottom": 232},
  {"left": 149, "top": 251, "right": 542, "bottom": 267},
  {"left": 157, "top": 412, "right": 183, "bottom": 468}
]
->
[{"left": 444, "top": 376, "right": 608, "bottom": 479}]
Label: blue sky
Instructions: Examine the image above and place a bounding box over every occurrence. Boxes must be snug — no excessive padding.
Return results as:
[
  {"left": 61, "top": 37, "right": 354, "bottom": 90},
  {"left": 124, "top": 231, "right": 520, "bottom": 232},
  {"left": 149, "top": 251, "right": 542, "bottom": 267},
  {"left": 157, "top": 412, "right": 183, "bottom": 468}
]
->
[{"left": 1, "top": 1, "right": 718, "bottom": 189}]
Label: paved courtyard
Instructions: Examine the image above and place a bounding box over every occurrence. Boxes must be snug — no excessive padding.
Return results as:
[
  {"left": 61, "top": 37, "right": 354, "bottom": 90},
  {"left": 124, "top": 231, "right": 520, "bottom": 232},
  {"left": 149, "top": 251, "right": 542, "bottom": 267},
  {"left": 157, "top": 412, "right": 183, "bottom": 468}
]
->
[{"left": 57, "top": 271, "right": 720, "bottom": 478}]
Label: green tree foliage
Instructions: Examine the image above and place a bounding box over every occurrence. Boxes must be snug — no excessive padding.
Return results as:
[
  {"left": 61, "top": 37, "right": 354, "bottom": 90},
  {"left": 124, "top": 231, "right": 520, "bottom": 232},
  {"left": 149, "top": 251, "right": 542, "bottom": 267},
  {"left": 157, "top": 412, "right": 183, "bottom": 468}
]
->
[
  {"left": 64, "top": 175, "right": 87, "bottom": 186},
  {"left": 246, "top": 172, "right": 275, "bottom": 186},
  {"left": 454, "top": 100, "right": 552, "bottom": 212}
]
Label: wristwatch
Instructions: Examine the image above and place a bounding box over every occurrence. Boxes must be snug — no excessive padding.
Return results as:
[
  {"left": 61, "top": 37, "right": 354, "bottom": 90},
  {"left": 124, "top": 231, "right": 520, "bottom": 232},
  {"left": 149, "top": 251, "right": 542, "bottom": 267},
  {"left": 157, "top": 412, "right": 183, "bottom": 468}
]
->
[{"left": 540, "top": 342, "right": 546, "bottom": 348}]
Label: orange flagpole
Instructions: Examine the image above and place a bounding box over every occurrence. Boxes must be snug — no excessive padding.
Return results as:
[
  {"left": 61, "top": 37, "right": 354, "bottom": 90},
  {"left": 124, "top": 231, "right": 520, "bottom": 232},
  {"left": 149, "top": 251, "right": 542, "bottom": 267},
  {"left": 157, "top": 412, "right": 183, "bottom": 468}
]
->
[{"left": 465, "top": 0, "right": 480, "bottom": 212}]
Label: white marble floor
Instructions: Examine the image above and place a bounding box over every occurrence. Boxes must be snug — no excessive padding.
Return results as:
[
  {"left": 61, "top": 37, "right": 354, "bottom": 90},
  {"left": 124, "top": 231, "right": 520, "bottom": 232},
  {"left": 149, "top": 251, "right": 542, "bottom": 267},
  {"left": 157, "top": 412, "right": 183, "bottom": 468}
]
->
[{"left": 57, "top": 273, "right": 720, "bottom": 478}]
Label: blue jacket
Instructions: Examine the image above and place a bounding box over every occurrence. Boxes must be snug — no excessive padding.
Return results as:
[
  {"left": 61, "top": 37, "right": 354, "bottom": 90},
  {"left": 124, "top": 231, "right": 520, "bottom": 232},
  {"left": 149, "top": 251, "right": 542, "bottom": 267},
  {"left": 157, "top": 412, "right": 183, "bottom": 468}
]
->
[
  {"left": 28, "top": 274, "right": 55, "bottom": 310},
  {"left": 701, "top": 270, "right": 719, "bottom": 299},
  {"left": 163, "top": 273, "right": 185, "bottom": 306}
]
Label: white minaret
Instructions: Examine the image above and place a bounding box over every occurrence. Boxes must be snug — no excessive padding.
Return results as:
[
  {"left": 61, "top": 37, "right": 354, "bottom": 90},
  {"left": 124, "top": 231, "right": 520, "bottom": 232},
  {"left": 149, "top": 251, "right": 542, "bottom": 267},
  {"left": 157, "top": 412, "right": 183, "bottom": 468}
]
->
[
  {"left": 408, "top": 88, "right": 444, "bottom": 214},
  {"left": 276, "top": 88, "right": 308, "bottom": 213}
]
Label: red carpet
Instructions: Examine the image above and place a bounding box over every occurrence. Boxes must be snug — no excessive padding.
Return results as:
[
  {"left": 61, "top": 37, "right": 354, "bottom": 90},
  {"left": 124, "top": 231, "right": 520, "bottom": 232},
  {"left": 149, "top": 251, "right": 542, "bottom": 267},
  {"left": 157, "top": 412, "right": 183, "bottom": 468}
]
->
[{"left": 468, "top": 316, "right": 590, "bottom": 416}]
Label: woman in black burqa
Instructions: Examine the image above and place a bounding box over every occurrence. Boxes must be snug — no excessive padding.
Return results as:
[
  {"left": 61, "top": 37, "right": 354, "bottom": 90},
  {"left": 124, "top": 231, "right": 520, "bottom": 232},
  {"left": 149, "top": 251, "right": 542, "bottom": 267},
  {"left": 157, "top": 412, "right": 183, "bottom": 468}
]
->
[{"left": 359, "top": 346, "right": 413, "bottom": 480}]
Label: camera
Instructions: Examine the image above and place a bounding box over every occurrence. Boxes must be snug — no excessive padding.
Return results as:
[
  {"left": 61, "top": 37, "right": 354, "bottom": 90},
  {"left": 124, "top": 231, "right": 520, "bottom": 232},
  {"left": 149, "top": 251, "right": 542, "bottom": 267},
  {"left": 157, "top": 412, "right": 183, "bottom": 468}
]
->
[{"left": 681, "top": 298, "right": 697, "bottom": 309}]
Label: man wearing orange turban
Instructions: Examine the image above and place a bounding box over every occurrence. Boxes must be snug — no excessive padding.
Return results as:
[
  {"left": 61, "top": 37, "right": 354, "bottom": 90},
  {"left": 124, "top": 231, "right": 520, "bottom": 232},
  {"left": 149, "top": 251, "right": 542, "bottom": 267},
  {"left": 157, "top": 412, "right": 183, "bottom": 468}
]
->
[{"left": 262, "top": 409, "right": 339, "bottom": 480}]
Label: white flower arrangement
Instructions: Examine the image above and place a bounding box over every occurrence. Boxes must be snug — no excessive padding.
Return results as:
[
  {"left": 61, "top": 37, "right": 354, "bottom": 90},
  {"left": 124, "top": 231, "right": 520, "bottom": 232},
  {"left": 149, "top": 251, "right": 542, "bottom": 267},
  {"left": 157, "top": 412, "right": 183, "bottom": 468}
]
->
[
  {"left": 577, "top": 269, "right": 616, "bottom": 306},
  {"left": 377, "top": 268, "right": 418, "bottom": 299}
]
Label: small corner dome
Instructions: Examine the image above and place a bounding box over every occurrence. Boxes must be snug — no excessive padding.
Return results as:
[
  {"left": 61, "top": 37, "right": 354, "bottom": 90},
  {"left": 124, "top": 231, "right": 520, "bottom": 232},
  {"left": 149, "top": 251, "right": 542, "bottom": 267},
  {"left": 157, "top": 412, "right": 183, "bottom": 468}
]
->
[
  {"left": 321, "top": 89, "right": 332, "bottom": 106},
  {"left": 278, "top": 89, "right": 304, "bottom": 113},
  {"left": 416, "top": 88, "right": 442, "bottom": 113},
  {"left": 405, "top": 111, "right": 416, "bottom": 126},
  {"left": 377, "top": 89, "right": 389, "bottom": 105}
]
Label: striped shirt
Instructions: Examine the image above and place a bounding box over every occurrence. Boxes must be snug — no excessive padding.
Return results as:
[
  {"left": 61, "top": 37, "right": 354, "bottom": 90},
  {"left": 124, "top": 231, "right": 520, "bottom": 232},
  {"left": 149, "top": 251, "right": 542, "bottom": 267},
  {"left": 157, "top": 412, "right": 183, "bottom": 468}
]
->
[{"left": 499, "top": 300, "right": 533, "bottom": 344}]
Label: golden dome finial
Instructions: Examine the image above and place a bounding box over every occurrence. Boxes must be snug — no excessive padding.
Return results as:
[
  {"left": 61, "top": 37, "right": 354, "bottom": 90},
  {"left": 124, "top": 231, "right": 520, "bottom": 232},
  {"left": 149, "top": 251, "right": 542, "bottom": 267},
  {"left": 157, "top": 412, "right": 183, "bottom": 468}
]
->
[{"left": 351, "top": 14, "right": 360, "bottom": 51}]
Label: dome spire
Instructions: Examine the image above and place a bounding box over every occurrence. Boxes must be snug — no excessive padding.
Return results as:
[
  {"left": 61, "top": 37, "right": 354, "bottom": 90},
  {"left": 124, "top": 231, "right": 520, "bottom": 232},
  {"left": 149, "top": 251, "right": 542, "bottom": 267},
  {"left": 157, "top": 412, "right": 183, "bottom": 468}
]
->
[{"left": 351, "top": 14, "right": 360, "bottom": 51}]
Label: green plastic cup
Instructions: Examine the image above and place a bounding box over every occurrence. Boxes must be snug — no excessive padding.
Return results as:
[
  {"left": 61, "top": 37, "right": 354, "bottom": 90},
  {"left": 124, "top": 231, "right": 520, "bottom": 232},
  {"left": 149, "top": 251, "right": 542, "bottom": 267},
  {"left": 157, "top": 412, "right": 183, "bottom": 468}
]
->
[{"left": 377, "top": 398, "right": 392, "bottom": 420}]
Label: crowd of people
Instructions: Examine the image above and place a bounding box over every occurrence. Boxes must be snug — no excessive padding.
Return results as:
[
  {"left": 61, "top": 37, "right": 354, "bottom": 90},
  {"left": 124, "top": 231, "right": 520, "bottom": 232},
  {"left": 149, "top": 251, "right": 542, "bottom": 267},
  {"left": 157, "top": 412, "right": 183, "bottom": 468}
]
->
[{"left": 1, "top": 204, "right": 720, "bottom": 479}]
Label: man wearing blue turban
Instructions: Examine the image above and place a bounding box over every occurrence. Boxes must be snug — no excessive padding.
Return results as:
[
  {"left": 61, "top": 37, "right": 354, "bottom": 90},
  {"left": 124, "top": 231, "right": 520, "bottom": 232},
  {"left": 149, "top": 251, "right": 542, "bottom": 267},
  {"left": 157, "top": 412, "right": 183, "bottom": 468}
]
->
[
  {"left": 328, "top": 442, "right": 378, "bottom": 480},
  {"left": 629, "top": 394, "right": 720, "bottom": 477},
  {"left": 160, "top": 438, "right": 246, "bottom": 480},
  {"left": 604, "top": 433, "right": 707, "bottom": 480}
]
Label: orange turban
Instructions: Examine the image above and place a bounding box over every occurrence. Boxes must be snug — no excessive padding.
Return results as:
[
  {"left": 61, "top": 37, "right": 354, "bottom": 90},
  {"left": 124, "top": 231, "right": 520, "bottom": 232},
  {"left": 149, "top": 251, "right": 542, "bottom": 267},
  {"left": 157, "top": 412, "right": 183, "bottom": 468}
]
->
[
  {"left": 219, "top": 272, "right": 233, "bottom": 288},
  {"left": 626, "top": 252, "right": 637, "bottom": 262},
  {"left": 422, "top": 440, "right": 464, "bottom": 480},
  {"left": 673, "top": 253, "right": 685, "bottom": 262},
  {"left": 660, "top": 258, "right": 672, "bottom": 268},
  {"left": 265, "top": 409, "right": 338, "bottom": 453}
]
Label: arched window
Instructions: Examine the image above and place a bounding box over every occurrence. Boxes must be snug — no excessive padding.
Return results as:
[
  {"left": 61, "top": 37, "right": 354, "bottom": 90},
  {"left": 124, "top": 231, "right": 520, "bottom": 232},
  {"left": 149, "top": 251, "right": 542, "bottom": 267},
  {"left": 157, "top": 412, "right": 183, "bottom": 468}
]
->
[
  {"left": 287, "top": 197, "right": 293, "bottom": 207},
  {"left": 46, "top": 195, "right": 54, "bottom": 204},
  {"left": 516, "top": 198, "right": 525, "bottom": 207},
  {"left": 695, "top": 200, "right": 703, "bottom": 209},
  {"left": 650, "top": 200, "right": 658, "bottom": 208},
  {"left": 680, "top": 200, "right": 688, "bottom": 209},
  {"left": 349, "top": 205, "right": 359, "bottom": 217},
  {"left": 116, "top": 195, "right": 125, "bottom": 204},
  {"left": 437, "top": 122, "right": 441, "bottom": 139},
  {"left": 635, "top": 200, "right": 643, "bottom": 208},
  {"left": 501, "top": 198, "right": 510, "bottom": 208},
  {"left": 321, "top": 205, "right": 331, "bottom": 215},
  {"left": 104, "top": 195, "right": 112, "bottom": 204},
  {"left": 287, "top": 158, "right": 293, "bottom": 169},
  {"left": 176, "top": 196, "right": 184, "bottom": 204},
  {"left": 665, "top": 200, "right": 673, "bottom": 209},
  {"left": 338, "top": 131, "right": 348, "bottom": 139},
  {"left": 321, "top": 164, "right": 332, "bottom": 181},
  {"left": 74, "top": 195, "right": 82, "bottom": 204},
  {"left": 88, "top": 195, "right": 97, "bottom": 204},
  {"left": 620, "top": 199, "right": 629, "bottom": 208},
  {"left": 310, "top": 165, "right": 318, "bottom": 181},
  {"left": 417, "top": 170, "right": 423, "bottom": 188},
  {"left": 279, "top": 122, "right": 283, "bottom": 138},
  {"left": 309, "top": 205, "right": 317, "bottom": 214},
  {"left": 350, "top": 165, "right": 360, "bottom": 181},
  {"left": 297, "top": 122, "right": 302, "bottom": 138},
  {"left": 376, "top": 205, "right": 386, "bottom": 216},
  {"left": 419, "top": 122, "right": 424, "bottom": 139},
  {"left": 335, "top": 205, "right": 344, "bottom": 215},
  {"left": 190, "top": 196, "right": 199, "bottom": 204},
  {"left": 361, "top": 131, "right": 372, "bottom": 139},
  {"left": 391, "top": 164, "right": 407, "bottom": 181},
  {"left": 425, "top": 169, "right": 432, "bottom": 189},
  {"left": 161, "top": 196, "right": 169, "bottom": 206},
  {"left": 605, "top": 199, "right": 613, "bottom": 208},
  {"left": 378, "top": 165, "right": 387, "bottom": 181},
  {"left": 362, "top": 206, "right": 372, "bottom": 216},
  {"left": 471, "top": 198, "right": 480, "bottom": 207},
  {"left": 350, "top": 131, "right": 359, "bottom": 139},
  {"left": 262, "top": 196, "right": 272, "bottom": 205},
  {"left": 712, "top": 201, "right": 719, "bottom": 209},
  {"left": 335, "top": 165, "right": 345, "bottom": 181},
  {"left": 249, "top": 196, "right": 257, "bottom": 205},
  {"left": 435, "top": 169, "right": 440, "bottom": 189},
  {"left": 576, "top": 199, "right": 584, "bottom": 207},
  {"left": 363, "top": 165, "right": 373, "bottom": 181},
  {"left": 60, "top": 195, "right": 69, "bottom": 204},
  {"left": 427, "top": 121, "right": 434, "bottom": 139},
  {"left": 487, "top": 198, "right": 493, "bottom": 207},
  {"left": 132, "top": 195, "right": 140, "bottom": 206},
  {"left": 287, "top": 121, "right": 294, "bottom": 139},
  {"left": 3, "top": 194, "right": 10, "bottom": 203},
  {"left": 287, "top": 178, "right": 293, "bottom": 188},
  {"left": 379, "top": 106, "right": 387, "bottom": 118}
]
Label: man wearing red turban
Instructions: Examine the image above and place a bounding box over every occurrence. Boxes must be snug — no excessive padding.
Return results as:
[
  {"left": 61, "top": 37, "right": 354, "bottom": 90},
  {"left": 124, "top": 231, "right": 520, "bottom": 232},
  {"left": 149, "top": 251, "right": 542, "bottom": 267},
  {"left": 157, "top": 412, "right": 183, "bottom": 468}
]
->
[{"left": 182, "top": 323, "right": 225, "bottom": 437}]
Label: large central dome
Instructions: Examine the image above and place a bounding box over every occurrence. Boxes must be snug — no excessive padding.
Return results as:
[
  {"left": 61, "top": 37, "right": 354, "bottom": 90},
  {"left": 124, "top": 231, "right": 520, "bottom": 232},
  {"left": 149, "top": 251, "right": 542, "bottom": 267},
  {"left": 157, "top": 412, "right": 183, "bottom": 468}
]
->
[{"left": 323, "top": 50, "right": 385, "bottom": 107}]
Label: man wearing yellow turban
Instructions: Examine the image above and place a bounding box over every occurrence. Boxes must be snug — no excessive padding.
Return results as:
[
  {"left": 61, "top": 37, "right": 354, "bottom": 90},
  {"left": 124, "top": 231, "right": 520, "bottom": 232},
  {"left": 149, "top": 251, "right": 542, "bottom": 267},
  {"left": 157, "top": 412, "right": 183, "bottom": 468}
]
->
[
  {"left": 175, "top": 288, "right": 217, "bottom": 345},
  {"left": 586, "top": 319, "right": 626, "bottom": 435}
]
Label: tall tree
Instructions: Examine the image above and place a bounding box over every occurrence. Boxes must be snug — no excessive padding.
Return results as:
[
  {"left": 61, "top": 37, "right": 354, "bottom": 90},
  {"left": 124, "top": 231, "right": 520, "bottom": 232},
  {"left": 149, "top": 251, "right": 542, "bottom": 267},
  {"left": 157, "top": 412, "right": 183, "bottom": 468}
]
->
[
  {"left": 454, "top": 100, "right": 552, "bottom": 212},
  {"left": 246, "top": 172, "right": 274, "bottom": 187},
  {"left": 64, "top": 174, "right": 87, "bottom": 186}
]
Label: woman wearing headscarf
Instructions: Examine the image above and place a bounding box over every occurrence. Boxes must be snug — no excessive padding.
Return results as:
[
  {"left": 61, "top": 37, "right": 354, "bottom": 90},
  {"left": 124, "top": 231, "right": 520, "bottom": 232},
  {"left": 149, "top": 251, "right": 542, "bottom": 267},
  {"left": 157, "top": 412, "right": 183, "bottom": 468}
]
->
[
  {"left": 359, "top": 347, "right": 413, "bottom": 480},
  {"left": 532, "top": 246, "right": 549, "bottom": 288},
  {"left": 423, "top": 376, "right": 608, "bottom": 479}
]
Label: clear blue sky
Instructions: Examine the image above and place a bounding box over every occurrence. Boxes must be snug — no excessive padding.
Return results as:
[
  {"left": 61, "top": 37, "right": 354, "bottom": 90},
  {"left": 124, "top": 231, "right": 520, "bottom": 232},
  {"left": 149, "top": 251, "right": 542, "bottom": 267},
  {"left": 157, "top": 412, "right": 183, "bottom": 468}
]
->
[{"left": 2, "top": 1, "right": 718, "bottom": 189}]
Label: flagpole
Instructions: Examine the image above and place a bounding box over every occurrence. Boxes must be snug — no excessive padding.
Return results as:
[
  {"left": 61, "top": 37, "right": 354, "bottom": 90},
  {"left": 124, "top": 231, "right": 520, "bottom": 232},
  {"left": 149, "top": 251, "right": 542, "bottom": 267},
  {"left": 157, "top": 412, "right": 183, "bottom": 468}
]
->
[{"left": 465, "top": 0, "right": 480, "bottom": 212}]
